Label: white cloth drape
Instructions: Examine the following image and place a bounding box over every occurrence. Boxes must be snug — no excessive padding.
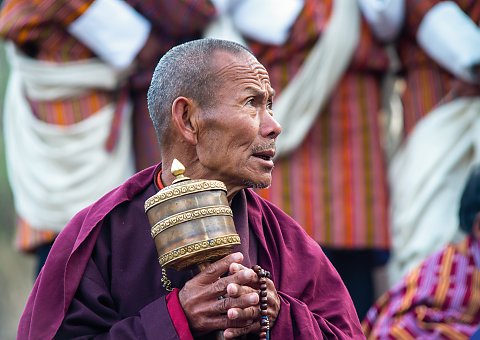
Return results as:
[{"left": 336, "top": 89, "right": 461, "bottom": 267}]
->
[
  {"left": 387, "top": 97, "right": 480, "bottom": 284},
  {"left": 4, "top": 43, "right": 134, "bottom": 232}
]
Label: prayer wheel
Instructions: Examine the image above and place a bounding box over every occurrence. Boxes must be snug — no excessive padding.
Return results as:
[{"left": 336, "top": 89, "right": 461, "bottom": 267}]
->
[{"left": 144, "top": 159, "right": 241, "bottom": 271}]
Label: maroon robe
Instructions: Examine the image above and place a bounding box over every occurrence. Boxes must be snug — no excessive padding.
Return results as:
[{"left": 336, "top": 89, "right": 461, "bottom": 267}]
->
[{"left": 18, "top": 165, "right": 363, "bottom": 339}]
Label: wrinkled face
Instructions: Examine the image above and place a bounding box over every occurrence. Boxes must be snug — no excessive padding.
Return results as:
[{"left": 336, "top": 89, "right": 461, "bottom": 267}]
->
[{"left": 195, "top": 51, "right": 282, "bottom": 192}]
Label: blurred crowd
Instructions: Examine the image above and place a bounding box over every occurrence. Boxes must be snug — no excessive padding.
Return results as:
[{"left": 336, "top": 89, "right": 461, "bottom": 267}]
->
[{"left": 0, "top": 0, "right": 479, "bottom": 338}]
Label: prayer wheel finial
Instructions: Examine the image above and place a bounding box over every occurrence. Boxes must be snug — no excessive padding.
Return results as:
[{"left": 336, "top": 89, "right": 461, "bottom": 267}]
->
[{"left": 171, "top": 159, "right": 190, "bottom": 184}]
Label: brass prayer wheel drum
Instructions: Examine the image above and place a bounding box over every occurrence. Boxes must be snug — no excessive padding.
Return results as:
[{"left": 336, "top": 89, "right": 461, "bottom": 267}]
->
[{"left": 144, "top": 159, "right": 241, "bottom": 271}]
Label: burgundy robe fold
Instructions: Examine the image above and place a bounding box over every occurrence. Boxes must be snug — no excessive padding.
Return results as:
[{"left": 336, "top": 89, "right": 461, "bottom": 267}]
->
[{"left": 18, "top": 165, "right": 363, "bottom": 339}]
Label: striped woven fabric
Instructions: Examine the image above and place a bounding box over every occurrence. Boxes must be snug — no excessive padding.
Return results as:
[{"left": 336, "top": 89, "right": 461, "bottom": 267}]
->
[
  {"left": 14, "top": 217, "right": 56, "bottom": 253},
  {"left": 0, "top": 0, "right": 96, "bottom": 62},
  {"left": 362, "top": 235, "right": 480, "bottom": 339},
  {"left": 254, "top": 0, "right": 391, "bottom": 249}
]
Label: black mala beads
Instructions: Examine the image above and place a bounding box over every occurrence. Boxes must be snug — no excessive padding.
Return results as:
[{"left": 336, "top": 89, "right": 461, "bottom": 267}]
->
[{"left": 252, "top": 265, "right": 272, "bottom": 340}]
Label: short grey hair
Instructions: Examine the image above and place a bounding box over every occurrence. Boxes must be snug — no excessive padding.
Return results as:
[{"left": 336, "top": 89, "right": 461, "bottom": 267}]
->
[{"left": 147, "top": 38, "right": 253, "bottom": 146}]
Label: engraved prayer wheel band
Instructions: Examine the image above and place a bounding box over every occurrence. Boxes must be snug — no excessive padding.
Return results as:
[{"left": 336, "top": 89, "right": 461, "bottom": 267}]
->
[
  {"left": 150, "top": 205, "right": 233, "bottom": 238},
  {"left": 159, "top": 234, "right": 241, "bottom": 269},
  {"left": 144, "top": 179, "right": 227, "bottom": 211},
  {"left": 144, "top": 159, "right": 240, "bottom": 272}
]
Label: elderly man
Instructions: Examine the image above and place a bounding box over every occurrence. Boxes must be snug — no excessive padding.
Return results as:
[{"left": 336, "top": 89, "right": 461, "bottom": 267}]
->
[{"left": 18, "top": 38, "right": 363, "bottom": 339}]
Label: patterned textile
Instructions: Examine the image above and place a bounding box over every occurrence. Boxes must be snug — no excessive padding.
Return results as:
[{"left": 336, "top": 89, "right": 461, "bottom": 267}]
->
[
  {"left": 362, "top": 235, "right": 480, "bottom": 339},
  {"left": 15, "top": 217, "right": 56, "bottom": 253},
  {"left": 255, "top": 0, "right": 391, "bottom": 249}
]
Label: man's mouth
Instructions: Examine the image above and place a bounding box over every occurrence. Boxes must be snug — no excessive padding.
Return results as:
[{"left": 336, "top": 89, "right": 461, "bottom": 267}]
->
[
  {"left": 253, "top": 149, "right": 275, "bottom": 162},
  {"left": 252, "top": 142, "right": 276, "bottom": 165}
]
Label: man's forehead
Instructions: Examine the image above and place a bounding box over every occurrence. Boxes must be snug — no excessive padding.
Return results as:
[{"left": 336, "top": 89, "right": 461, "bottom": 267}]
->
[
  {"left": 213, "top": 50, "right": 266, "bottom": 70},
  {"left": 212, "top": 50, "right": 273, "bottom": 91}
]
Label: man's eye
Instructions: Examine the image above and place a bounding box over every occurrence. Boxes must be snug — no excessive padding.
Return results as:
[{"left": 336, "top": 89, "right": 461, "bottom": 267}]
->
[
  {"left": 267, "top": 100, "right": 273, "bottom": 110},
  {"left": 246, "top": 98, "right": 255, "bottom": 106}
]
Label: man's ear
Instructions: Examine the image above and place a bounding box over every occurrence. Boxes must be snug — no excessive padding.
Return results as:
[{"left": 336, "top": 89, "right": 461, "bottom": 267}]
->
[
  {"left": 473, "top": 213, "right": 480, "bottom": 241},
  {"left": 171, "top": 96, "right": 198, "bottom": 145}
]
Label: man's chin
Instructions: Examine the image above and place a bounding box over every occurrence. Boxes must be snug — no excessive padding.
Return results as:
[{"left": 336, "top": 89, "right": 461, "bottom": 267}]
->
[
  {"left": 242, "top": 177, "right": 272, "bottom": 189},
  {"left": 252, "top": 182, "right": 270, "bottom": 189}
]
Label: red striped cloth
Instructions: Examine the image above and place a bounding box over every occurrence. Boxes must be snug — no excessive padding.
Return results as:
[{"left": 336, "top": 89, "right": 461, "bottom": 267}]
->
[
  {"left": 0, "top": 0, "right": 96, "bottom": 62},
  {"left": 14, "top": 217, "right": 57, "bottom": 253},
  {"left": 254, "top": 0, "right": 391, "bottom": 249},
  {"left": 363, "top": 235, "right": 480, "bottom": 339}
]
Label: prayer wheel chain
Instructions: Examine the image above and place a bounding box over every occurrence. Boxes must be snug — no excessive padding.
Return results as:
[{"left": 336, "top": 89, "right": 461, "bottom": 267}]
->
[
  {"left": 161, "top": 268, "right": 173, "bottom": 292},
  {"left": 252, "top": 265, "right": 272, "bottom": 340}
]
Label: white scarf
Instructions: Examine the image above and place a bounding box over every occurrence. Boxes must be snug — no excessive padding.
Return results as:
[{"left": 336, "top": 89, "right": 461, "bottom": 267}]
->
[{"left": 4, "top": 43, "right": 134, "bottom": 232}]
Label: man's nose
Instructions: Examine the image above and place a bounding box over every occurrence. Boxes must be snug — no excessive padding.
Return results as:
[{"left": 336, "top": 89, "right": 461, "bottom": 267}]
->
[{"left": 261, "top": 112, "right": 282, "bottom": 140}]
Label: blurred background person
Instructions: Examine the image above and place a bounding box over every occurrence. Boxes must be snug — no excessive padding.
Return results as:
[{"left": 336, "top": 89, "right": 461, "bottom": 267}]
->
[
  {"left": 0, "top": 0, "right": 216, "bottom": 276},
  {"left": 0, "top": 33, "right": 32, "bottom": 340},
  {"left": 362, "top": 164, "right": 480, "bottom": 339},
  {"left": 384, "top": 0, "right": 480, "bottom": 285}
]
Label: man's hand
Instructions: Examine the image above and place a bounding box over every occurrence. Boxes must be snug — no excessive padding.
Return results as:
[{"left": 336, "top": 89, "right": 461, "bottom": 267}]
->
[
  {"left": 178, "top": 252, "right": 261, "bottom": 337},
  {"left": 223, "top": 263, "right": 281, "bottom": 339}
]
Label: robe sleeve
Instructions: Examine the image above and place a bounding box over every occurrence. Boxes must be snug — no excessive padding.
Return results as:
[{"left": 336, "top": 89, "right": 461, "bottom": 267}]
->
[
  {"left": 55, "top": 256, "right": 189, "bottom": 339},
  {"left": 67, "top": 0, "right": 151, "bottom": 69},
  {"left": 414, "top": 1, "right": 480, "bottom": 83},
  {"left": 358, "top": 0, "right": 405, "bottom": 42},
  {"left": 55, "top": 216, "right": 194, "bottom": 339},
  {"left": 271, "top": 248, "right": 365, "bottom": 339}
]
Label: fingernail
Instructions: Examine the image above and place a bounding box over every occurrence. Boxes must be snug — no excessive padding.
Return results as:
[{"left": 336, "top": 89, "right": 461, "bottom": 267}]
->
[
  {"left": 249, "top": 293, "right": 258, "bottom": 304},
  {"left": 232, "top": 252, "right": 243, "bottom": 262},
  {"left": 227, "top": 283, "right": 237, "bottom": 295},
  {"left": 228, "top": 309, "right": 239, "bottom": 319}
]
